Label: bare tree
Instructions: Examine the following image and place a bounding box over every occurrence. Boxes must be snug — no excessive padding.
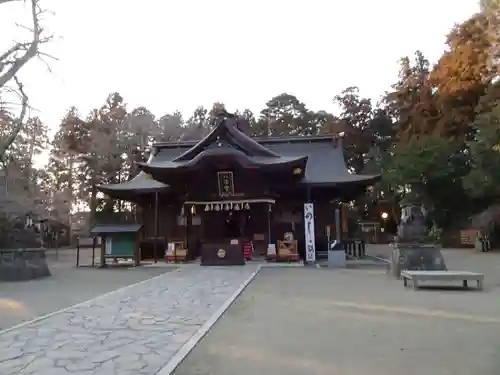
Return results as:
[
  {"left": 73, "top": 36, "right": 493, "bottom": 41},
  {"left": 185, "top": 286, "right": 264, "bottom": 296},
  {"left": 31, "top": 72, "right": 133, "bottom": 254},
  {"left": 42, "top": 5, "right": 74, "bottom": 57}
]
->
[{"left": 0, "top": 0, "right": 54, "bottom": 159}]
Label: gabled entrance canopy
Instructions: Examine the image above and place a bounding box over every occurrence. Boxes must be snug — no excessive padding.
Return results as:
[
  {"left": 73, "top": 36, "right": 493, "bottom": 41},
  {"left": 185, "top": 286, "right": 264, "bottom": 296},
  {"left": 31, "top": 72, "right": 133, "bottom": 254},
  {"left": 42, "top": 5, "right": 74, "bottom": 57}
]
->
[{"left": 137, "top": 116, "right": 308, "bottom": 184}]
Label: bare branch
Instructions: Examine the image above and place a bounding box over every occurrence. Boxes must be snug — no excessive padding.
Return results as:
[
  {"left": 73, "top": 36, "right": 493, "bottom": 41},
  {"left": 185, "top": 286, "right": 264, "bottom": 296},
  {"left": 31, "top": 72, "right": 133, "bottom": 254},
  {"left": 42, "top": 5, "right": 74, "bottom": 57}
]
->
[
  {"left": 0, "top": 0, "right": 55, "bottom": 159},
  {"left": 0, "top": 0, "right": 22, "bottom": 4},
  {"left": 0, "top": 77, "right": 28, "bottom": 159},
  {"left": 0, "top": 0, "right": 46, "bottom": 88}
]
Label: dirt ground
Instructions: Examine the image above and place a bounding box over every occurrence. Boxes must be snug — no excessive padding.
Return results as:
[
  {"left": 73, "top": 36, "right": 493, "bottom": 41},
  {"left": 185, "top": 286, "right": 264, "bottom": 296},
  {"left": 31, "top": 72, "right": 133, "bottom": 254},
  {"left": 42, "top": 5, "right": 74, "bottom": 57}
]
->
[
  {"left": 0, "top": 248, "right": 174, "bottom": 331},
  {"left": 172, "top": 248, "right": 500, "bottom": 375}
]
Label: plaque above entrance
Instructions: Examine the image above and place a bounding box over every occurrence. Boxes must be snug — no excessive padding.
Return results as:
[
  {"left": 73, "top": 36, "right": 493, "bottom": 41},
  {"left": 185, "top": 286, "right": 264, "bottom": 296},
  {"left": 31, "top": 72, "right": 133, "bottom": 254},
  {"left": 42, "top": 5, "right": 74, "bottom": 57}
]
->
[{"left": 217, "top": 171, "right": 234, "bottom": 197}]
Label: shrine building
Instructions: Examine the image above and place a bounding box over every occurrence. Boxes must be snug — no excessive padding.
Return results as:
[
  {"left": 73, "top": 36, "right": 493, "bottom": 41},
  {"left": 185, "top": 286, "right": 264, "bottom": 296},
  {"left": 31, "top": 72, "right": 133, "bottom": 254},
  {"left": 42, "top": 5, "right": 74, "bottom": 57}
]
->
[{"left": 97, "top": 115, "right": 379, "bottom": 264}]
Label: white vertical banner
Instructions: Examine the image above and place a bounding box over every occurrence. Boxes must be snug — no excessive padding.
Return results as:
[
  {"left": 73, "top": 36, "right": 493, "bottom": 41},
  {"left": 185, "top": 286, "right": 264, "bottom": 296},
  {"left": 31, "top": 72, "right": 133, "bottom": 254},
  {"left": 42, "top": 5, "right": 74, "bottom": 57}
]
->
[
  {"left": 105, "top": 237, "right": 112, "bottom": 255},
  {"left": 304, "top": 203, "right": 316, "bottom": 262}
]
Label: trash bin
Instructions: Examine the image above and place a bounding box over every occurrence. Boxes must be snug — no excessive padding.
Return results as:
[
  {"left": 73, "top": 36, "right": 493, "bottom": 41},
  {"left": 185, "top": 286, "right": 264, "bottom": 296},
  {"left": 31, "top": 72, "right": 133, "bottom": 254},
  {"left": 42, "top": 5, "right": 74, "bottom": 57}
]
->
[{"left": 328, "top": 241, "right": 346, "bottom": 268}]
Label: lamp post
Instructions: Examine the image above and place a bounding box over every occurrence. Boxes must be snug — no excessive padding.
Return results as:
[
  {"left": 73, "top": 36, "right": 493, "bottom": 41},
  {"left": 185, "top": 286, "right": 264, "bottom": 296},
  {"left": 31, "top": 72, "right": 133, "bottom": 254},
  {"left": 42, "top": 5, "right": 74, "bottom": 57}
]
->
[{"left": 381, "top": 212, "right": 388, "bottom": 242}]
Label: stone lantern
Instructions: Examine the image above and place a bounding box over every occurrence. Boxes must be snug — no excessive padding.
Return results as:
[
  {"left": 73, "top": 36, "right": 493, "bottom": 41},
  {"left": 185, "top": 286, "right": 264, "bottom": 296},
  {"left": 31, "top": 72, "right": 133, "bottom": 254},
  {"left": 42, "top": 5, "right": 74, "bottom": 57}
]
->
[{"left": 390, "top": 195, "right": 446, "bottom": 277}]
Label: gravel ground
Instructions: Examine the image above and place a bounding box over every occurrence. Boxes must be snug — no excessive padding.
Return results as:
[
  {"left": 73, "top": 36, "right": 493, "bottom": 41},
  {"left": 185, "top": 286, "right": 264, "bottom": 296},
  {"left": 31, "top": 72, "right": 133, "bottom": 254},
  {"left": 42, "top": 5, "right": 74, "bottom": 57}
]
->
[
  {"left": 0, "top": 248, "right": 174, "bottom": 331},
  {"left": 172, "top": 251, "right": 500, "bottom": 375}
]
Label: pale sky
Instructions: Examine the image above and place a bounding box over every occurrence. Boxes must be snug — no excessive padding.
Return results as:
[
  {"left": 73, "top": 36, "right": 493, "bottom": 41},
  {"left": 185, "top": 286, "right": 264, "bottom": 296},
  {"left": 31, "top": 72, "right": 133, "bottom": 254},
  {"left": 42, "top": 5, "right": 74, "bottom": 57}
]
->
[{"left": 1, "top": 0, "right": 480, "bottom": 136}]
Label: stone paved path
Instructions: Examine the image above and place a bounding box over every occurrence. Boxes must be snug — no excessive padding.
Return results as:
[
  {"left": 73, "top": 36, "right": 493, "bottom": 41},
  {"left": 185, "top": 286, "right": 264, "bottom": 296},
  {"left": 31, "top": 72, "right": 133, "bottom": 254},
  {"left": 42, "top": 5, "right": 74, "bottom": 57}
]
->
[{"left": 0, "top": 265, "right": 258, "bottom": 375}]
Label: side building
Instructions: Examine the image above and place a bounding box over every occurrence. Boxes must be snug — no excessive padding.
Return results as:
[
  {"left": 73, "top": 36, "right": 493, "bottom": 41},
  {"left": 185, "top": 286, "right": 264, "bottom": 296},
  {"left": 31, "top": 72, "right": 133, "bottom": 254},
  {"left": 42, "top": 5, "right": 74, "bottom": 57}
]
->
[{"left": 97, "top": 116, "right": 379, "bottom": 261}]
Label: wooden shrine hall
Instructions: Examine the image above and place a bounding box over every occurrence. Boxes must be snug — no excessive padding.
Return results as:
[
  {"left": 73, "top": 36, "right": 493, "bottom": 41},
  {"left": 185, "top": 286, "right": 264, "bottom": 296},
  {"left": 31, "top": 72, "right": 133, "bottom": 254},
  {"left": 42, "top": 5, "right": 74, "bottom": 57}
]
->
[{"left": 97, "top": 115, "right": 379, "bottom": 265}]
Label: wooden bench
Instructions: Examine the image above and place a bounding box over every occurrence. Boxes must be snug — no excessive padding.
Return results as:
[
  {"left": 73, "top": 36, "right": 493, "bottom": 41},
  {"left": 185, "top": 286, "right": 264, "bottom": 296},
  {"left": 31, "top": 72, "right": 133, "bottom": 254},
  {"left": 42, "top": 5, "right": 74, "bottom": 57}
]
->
[{"left": 401, "top": 270, "right": 484, "bottom": 290}]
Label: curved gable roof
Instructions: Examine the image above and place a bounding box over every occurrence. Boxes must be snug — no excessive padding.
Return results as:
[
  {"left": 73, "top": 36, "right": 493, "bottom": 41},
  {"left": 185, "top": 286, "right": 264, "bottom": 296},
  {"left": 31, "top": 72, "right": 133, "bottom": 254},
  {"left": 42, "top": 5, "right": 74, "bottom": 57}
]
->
[{"left": 174, "top": 117, "right": 279, "bottom": 161}]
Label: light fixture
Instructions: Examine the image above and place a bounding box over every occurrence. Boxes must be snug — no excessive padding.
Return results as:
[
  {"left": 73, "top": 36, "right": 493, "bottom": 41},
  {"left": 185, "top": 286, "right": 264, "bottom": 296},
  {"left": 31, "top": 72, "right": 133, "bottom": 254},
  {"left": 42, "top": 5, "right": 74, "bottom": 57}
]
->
[
  {"left": 224, "top": 203, "right": 230, "bottom": 211},
  {"left": 244, "top": 202, "right": 250, "bottom": 210},
  {"left": 191, "top": 205, "right": 196, "bottom": 215},
  {"left": 205, "top": 204, "right": 210, "bottom": 212},
  {"left": 234, "top": 203, "right": 240, "bottom": 210},
  {"left": 215, "top": 204, "right": 221, "bottom": 211},
  {"left": 293, "top": 167, "right": 302, "bottom": 175},
  {"left": 381, "top": 212, "right": 388, "bottom": 220}
]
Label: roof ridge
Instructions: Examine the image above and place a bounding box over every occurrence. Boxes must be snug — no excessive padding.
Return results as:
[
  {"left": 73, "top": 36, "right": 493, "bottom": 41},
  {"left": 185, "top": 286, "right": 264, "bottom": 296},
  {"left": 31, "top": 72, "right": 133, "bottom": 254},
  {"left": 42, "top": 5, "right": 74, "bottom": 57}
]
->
[{"left": 154, "top": 135, "right": 338, "bottom": 149}]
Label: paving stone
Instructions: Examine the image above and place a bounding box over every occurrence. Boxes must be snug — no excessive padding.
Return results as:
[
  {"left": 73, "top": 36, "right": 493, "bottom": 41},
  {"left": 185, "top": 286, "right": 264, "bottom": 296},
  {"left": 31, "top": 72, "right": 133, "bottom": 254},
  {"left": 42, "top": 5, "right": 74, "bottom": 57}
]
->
[
  {"left": 1, "top": 354, "right": 38, "bottom": 372},
  {"left": 64, "top": 360, "right": 99, "bottom": 372},
  {"left": 0, "top": 348, "right": 23, "bottom": 361},
  {"left": 21, "top": 357, "right": 56, "bottom": 374},
  {"left": 33, "top": 368, "right": 72, "bottom": 375},
  {"left": 0, "top": 266, "right": 257, "bottom": 375}
]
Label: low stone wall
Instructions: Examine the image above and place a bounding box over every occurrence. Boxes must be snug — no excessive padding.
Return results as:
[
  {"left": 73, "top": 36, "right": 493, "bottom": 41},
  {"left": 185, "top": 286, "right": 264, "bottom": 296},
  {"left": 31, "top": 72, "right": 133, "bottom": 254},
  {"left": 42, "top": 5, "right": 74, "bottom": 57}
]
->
[{"left": 0, "top": 248, "right": 51, "bottom": 281}]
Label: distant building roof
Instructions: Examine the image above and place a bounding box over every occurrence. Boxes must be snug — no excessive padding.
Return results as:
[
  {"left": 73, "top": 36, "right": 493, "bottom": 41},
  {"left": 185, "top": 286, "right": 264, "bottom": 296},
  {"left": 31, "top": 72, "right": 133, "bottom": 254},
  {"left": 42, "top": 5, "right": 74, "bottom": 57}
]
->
[{"left": 89, "top": 223, "right": 142, "bottom": 235}]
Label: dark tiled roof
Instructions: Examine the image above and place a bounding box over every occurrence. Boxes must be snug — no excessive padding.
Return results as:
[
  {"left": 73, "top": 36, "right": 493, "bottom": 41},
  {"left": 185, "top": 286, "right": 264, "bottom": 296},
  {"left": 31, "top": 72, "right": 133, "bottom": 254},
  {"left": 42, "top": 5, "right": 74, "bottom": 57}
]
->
[
  {"left": 89, "top": 223, "right": 142, "bottom": 235},
  {"left": 98, "top": 126, "right": 379, "bottom": 197},
  {"left": 174, "top": 119, "right": 280, "bottom": 160},
  {"left": 98, "top": 172, "right": 169, "bottom": 194},
  {"left": 142, "top": 147, "right": 307, "bottom": 171},
  {"left": 140, "top": 118, "right": 307, "bottom": 172},
  {"left": 263, "top": 140, "right": 379, "bottom": 185},
  {"left": 96, "top": 151, "right": 178, "bottom": 198}
]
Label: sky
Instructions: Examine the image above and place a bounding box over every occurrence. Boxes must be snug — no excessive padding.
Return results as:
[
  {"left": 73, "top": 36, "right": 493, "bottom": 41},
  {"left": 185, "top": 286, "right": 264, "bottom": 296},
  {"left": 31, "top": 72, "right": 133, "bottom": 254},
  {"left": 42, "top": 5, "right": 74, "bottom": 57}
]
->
[{"left": 0, "top": 0, "right": 481, "bottom": 138}]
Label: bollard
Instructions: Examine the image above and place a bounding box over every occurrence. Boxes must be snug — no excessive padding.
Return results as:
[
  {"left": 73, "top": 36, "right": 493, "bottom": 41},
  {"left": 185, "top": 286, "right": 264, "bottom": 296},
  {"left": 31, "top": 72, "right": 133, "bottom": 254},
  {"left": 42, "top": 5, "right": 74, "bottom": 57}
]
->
[
  {"left": 92, "top": 237, "right": 96, "bottom": 267},
  {"left": 485, "top": 238, "right": 492, "bottom": 252},
  {"left": 76, "top": 236, "right": 80, "bottom": 267},
  {"left": 359, "top": 240, "right": 366, "bottom": 257},
  {"left": 344, "top": 240, "right": 351, "bottom": 257}
]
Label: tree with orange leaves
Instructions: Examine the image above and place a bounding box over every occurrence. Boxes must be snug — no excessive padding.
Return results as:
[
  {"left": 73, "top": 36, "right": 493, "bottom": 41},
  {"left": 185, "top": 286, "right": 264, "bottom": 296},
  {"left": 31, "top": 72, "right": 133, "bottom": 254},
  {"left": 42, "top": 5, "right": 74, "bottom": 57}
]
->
[
  {"left": 383, "top": 51, "right": 436, "bottom": 141},
  {"left": 429, "top": 11, "right": 498, "bottom": 140}
]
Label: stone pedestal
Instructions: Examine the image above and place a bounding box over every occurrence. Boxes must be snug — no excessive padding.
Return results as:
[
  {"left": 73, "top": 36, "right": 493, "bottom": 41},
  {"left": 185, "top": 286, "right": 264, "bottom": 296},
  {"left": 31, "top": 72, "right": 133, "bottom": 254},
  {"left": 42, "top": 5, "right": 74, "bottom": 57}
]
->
[
  {"left": 0, "top": 249, "right": 51, "bottom": 281},
  {"left": 390, "top": 201, "right": 446, "bottom": 278},
  {"left": 390, "top": 243, "right": 446, "bottom": 278}
]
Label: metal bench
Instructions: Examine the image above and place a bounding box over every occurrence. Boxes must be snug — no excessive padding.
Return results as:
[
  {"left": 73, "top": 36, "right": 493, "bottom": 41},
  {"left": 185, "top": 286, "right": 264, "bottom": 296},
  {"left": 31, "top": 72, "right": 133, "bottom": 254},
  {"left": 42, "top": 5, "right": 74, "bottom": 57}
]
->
[{"left": 401, "top": 270, "right": 484, "bottom": 290}]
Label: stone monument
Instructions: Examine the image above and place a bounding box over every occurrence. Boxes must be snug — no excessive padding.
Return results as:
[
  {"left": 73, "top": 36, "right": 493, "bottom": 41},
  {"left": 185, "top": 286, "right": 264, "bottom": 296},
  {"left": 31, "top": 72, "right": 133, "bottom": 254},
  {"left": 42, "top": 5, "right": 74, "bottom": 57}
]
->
[
  {"left": 0, "top": 248, "right": 51, "bottom": 281},
  {"left": 390, "top": 198, "right": 446, "bottom": 278}
]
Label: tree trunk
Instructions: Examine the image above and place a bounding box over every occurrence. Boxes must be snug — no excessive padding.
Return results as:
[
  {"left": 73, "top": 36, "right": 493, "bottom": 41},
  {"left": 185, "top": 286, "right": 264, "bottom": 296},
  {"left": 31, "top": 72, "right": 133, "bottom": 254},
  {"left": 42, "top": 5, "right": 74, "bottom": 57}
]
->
[
  {"left": 90, "top": 182, "right": 97, "bottom": 228},
  {"left": 66, "top": 154, "right": 74, "bottom": 239},
  {"left": 89, "top": 160, "right": 98, "bottom": 229}
]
